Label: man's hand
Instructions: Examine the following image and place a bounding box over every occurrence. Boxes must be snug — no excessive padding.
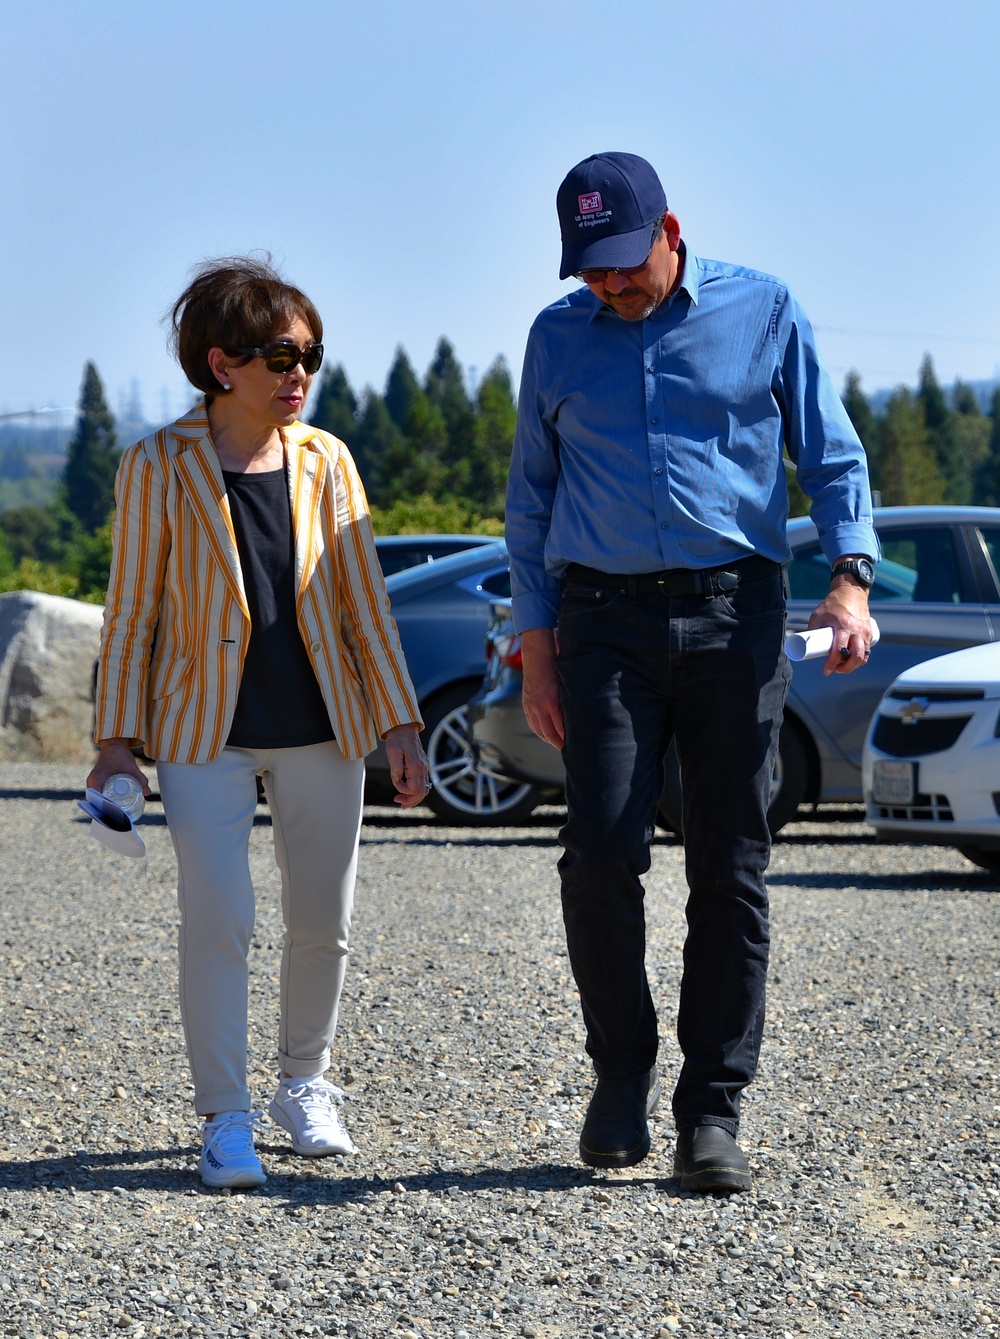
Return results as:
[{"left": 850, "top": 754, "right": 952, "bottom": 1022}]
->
[
  {"left": 520, "top": 628, "right": 564, "bottom": 750},
  {"left": 86, "top": 740, "right": 151, "bottom": 796},
  {"left": 383, "top": 722, "right": 431, "bottom": 808},
  {"left": 809, "top": 564, "right": 875, "bottom": 677}
]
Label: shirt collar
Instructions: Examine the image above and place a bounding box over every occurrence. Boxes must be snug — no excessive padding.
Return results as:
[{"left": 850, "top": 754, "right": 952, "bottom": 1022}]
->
[
  {"left": 585, "top": 239, "right": 702, "bottom": 323},
  {"left": 674, "top": 243, "right": 701, "bottom": 306}
]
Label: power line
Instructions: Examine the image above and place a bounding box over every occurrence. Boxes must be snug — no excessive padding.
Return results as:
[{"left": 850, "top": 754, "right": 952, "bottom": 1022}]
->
[
  {"left": 0, "top": 407, "right": 71, "bottom": 423},
  {"left": 816, "top": 325, "right": 999, "bottom": 346}
]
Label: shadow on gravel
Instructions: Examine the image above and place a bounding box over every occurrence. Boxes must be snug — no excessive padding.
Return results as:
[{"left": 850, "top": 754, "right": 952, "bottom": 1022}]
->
[
  {"left": 0, "top": 787, "right": 88, "bottom": 801},
  {"left": 0, "top": 1150, "right": 688, "bottom": 1201},
  {"left": 359, "top": 810, "right": 683, "bottom": 849},
  {"left": 362, "top": 810, "right": 562, "bottom": 829},
  {"left": 0, "top": 1147, "right": 199, "bottom": 1194},
  {"left": 360, "top": 831, "right": 683, "bottom": 849},
  {"left": 774, "top": 869, "right": 999, "bottom": 893},
  {"left": 361, "top": 831, "right": 562, "bottom": 849},
  {"left": 70, "top": 812, "right": 275, "bottom": 830}
]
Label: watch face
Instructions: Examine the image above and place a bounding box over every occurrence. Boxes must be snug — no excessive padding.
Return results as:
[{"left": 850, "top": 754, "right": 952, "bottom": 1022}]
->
[{"left": 858, "top": 559, "right": 875, "bottom": 585}]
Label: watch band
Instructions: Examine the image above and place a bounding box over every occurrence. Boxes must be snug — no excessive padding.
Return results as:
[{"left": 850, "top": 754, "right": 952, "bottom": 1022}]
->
[{"left": 831, "top": 558, "right": 875, "bottom": 589}]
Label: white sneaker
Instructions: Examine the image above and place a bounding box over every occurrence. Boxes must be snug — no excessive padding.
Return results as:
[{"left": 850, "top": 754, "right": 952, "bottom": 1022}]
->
[
  {"left": 269, "top": 1077, "right": 356, "bottom": 1156},
  {"left": 199, "top": 1110, "right": 267, "bottom": 1188}
]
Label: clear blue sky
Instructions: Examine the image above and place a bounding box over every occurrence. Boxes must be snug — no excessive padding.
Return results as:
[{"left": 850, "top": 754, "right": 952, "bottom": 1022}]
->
[{"left": 2, "top": 0, "right": 998, "bottom": 426}]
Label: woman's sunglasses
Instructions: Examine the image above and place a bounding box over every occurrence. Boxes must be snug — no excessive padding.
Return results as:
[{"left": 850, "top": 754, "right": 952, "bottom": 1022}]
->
[{"left": 228, "top": 340, "right": 325, "bottom": 375}]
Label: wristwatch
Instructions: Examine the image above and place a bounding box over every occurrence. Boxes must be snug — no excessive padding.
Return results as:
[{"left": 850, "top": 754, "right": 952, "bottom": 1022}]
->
[{"left": 831, "top": 557, "right": 875, "bottom": 589}]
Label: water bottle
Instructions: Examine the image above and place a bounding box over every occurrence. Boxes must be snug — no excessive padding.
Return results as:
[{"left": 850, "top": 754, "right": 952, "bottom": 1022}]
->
[{"left": 102, "top": 773, "right": 146, "bottom": 820}]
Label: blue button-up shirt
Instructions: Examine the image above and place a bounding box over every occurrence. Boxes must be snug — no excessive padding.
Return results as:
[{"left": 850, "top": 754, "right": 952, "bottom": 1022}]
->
[{"left": 506, "top": 247, "right": 879, "bottom": 632}]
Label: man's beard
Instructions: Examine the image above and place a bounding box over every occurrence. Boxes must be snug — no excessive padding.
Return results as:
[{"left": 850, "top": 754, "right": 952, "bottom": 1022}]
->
[{"left": 603, "top": 289, "right": 660, "bottom": 322}]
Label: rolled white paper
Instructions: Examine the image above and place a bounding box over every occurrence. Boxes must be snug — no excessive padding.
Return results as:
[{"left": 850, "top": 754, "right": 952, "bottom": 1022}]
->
[{"left": 785, "top": 618, "right": 881, "bottom": 662}]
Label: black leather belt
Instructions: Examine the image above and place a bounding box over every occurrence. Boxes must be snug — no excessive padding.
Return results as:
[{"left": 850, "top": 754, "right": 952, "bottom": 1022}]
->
[{"left": 565, "top": 555, "right": 782, "bottom": 597}]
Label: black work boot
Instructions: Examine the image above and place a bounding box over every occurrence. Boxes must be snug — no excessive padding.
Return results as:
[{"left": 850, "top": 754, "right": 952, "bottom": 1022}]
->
[
  {"left": 579, "top": 1066, "right": 660, "bottom": 1169},
  {"left": 673, "top": 1125, "right": 751, "bottom": 1193}
]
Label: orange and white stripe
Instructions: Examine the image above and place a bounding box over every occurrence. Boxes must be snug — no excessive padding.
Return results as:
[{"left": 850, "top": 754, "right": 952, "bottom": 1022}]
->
[{"left": 94, "top": 401, "right": 421, "bottom": 764}]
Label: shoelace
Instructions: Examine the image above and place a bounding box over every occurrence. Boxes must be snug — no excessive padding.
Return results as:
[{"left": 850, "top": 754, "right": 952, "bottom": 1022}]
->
[
  {"left": 283, "top": 1078, "right": 345, "bottom": 1118},
  {"left": 205, "top": 1110, "right": 264, "bottom": 1156}
]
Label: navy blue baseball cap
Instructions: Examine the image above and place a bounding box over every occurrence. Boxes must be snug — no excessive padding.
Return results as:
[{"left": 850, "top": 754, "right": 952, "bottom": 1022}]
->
[{"left": 556, "top": 152, "right": 667, "bottom": 280}]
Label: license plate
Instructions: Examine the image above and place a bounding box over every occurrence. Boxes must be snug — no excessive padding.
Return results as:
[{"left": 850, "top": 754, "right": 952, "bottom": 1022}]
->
[{"left": 872, "top": 760, "right": 916, "bottom": 805}]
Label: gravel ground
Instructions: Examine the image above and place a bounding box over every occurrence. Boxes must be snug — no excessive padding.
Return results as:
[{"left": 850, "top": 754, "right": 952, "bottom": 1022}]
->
[{"left": 1, "top": 762, "right": 998, "bottom": 1339}]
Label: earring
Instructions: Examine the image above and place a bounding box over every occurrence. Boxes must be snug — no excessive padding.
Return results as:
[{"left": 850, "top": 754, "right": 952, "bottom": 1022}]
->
[{"left": 222, "top": 382, "right": 231, "bottom": 391}]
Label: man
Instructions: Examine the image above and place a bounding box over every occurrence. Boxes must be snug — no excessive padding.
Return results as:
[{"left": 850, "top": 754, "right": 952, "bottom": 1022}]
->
[{"left": 505, "top": 152, "right": 877, "bottom": 1193}]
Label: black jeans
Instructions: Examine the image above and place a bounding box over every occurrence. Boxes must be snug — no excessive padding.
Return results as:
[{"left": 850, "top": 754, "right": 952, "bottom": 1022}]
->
[{"left": 556, "top": 568, "right": 790, "bottom": 1134}]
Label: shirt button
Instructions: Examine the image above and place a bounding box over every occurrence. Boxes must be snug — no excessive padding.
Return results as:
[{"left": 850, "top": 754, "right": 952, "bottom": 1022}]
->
[
  {"left": 651, "top": 417, "right": 658, "bottom": 425},
  {"left": 661, "top": 522, "right": 669, "bottom": 531},
  {"left": 647, "top": 365, "right": 655, "bottom": 373},
  {"left": 654, "top": 468, "right": 663, "bottom": 477},
  {"left": 310, "top": 641, "right": 322, "bottom": 654}
]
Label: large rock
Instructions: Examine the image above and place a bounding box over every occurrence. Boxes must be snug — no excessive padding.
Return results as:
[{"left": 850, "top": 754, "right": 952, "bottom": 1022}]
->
[{"left": 0, "top": 591, "right": 104, "bottom": 763}]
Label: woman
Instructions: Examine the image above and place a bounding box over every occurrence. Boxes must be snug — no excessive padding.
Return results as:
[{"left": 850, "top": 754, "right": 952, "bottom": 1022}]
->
[{"left": 89, "top": 257, "right": 429, "bottom": 1189}]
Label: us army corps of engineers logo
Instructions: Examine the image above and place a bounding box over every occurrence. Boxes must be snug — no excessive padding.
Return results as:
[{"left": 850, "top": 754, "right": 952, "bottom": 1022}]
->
[{"left": 576, "top": 191, "right": 613, "bottom": 229}]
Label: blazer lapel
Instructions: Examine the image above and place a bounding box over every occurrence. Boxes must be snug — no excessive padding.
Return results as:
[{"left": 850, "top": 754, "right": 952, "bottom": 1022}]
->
[
  {"left": 171, "top": 410, "right": 249, "bottom": 618},
  {"left": 286, "top": 428, "right": 330, "bottom": 604}
]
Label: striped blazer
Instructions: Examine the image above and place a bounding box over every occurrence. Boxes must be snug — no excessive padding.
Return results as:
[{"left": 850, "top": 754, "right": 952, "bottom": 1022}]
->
[{"left": 94, "top": 402, "right": 421, "bottom": 764}]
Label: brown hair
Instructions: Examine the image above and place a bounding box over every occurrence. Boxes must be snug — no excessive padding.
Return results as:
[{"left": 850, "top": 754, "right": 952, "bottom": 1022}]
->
[{"left": 169, "top": 255, "right": 323, "bottom": 398}]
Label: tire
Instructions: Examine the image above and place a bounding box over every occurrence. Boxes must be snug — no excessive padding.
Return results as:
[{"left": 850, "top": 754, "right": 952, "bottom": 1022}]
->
[
  {"left": 957, "top": 845, "right": 1000, "bottom": 876},
  {"left": 656, "top": 722, "right": 809, "bottom": 838},
  {"left": 765, "top": 723, "right": 809, "bottom": 835},
  {"left": 421, "top": 683, "right": 542, "bottom": 825}
]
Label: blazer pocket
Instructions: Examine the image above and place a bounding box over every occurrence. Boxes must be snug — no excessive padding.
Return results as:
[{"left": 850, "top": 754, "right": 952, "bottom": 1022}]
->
[{"left": 150, "top": 656, "right": 196, "bottom": 701}]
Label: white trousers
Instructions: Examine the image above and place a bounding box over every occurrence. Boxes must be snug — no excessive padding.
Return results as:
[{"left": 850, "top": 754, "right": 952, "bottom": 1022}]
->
[{"left": 157, "top": 742, "right": 364, "bottom": 1116}]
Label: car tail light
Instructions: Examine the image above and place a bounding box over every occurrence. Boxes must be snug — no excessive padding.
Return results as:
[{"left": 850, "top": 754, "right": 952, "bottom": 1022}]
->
[{"left": 497, "top": 633, "right": 523, "bottom": 671}]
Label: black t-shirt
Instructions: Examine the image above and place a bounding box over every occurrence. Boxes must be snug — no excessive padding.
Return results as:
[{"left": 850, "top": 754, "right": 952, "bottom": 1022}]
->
[{"left": 223, "top": 465, "right": 335, "bottom": 749}]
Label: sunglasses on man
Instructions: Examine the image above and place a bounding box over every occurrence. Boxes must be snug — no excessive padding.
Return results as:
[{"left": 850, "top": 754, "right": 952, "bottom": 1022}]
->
[
  {"left": 574, "top": 220, "right": 664, "bottom": 284},
  {"left": 227, "top": 340, "right": 325, "bottom": 375}
]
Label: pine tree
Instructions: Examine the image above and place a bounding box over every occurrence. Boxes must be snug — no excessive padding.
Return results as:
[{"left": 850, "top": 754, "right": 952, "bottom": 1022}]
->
[
  {"left": 309, "top": 364, "right": 357, "bottom": 442},
  {"left": 842, "top": 371, "right": 875, "bottom": 450},
  {"left": 985, "top": 387, "right": 1000, "bottom": 507},
  {"left": 351, "top": 390, "right": 403, "bottom": 504},
  {"left": 841, "top": 370, "right": 878, "bottom": 491},
  {"left": 63, "top": 362, "right": 120, "bottom": 533},
  {"left": 877, "top": 388, "right": 945, "bottom": 506},
  {"left": 949, "top": 380, "right": 993, "bottom": 504},
  {"left": 952, "top": 379, "right": 981, "bottom": 416},
  {"left": 470, "top": 356, "right": 517, "bottom": 514},
  {"left": 384, "top": 348, "right": 421, "bottom": 428},
  {"left": 0, "top": 525, "right": 13, "bottom": 579},
  {"left": 917, "top": 355, "right": 962, "bottom": 501},
  {"left": 425, "top": 337, "right": 477, "bottom": 489},
  {"left": 397, "top": 393, "right": 449, "bottom": 500}
]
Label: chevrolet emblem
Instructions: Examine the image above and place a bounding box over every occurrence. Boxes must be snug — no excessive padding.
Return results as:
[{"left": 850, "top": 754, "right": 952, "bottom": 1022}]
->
[{"left": 899, "top": 697, "right": 930, "bottom": 724}]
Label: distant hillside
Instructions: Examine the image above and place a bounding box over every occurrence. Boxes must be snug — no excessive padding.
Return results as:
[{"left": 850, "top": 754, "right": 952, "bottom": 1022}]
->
[
  {"left": 0, "top": 424, "right": 73, "bottom": 512},
  {"left": 0, "top": 416, "right": 164, "bottom": 513},
  {"left": 869, "top": 376, "right": 998, "bottom": 414}
]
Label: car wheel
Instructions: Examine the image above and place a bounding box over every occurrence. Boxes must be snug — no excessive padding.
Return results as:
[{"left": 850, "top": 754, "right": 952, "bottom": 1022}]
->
[
  {"left": 764, "top": 723, "right": 809, "bottom": 835},
  {"left": 421, "top": 683, "right": 542, "bottom": 825},
  {"left": 956, "top": 845, "right": 1000, "bottom": 877},
  {"left": 656, "top": 723, "right": 809, "bottom": 838}
]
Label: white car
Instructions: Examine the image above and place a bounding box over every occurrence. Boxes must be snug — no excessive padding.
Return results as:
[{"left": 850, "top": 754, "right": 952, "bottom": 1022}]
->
[{"left": 863, "top": 641, "right": 1000, "bottom": 874}]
